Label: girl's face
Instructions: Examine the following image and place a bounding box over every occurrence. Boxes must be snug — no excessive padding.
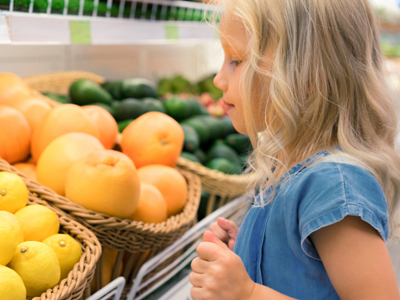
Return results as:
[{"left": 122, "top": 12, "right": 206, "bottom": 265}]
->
[{"left": 213, "top": 14, "right": 249, "bottom": 134}]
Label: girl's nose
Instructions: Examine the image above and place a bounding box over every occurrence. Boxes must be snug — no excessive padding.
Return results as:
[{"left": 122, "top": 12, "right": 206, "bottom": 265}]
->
[{"left": 213, "top": 71, "right": 228, "bottom": 93}]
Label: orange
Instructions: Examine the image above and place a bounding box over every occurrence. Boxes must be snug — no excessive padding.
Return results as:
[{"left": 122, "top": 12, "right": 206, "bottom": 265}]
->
[
  {"left": 30, "top": 103, "right": 99, "bottom": 162},
  {"left": 137, "top": 165, "right": 187, "bottom": 217},
  {"left": 90, "top": 246, "right": 122, "bottom": 292},
  {"left": 120, "top": 112, "right": 184, "bottom": 168},
  {"left": 7, "top": 94, "right": 52, "bottom": 134},
  {"left": 12, "top": 163, "right": 37, "bottom": 181},
  {"left": 65, "top": 150, "right": 141, "bottom": 219},
  {"left": 82, "top": 105, "right": 119, "bottom": 149},
  {"left": 36, "top": 132, "right": 104, "bottom": 196},
  {"left": 30, "top": 90, "right": 61, "bottom": 108},
  {"left": 0, "top": 73, "right": 31, "bottom": 105},
  {"left": 131, "top": 183, "right": 168, "bottom": 224},
  {"left": 0, "top": 105, "right": 31, "bottom": 164}
]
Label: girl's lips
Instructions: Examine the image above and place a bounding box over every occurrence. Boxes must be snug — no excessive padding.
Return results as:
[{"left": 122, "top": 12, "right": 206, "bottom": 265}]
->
[{"left": 221, "top": 100, "right": 235, "bottom": 112}]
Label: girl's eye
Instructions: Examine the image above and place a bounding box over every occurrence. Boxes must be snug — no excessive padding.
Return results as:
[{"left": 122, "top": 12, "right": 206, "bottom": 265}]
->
[{"left": 230, "top": 60, "right": 242, "bottom": 67}]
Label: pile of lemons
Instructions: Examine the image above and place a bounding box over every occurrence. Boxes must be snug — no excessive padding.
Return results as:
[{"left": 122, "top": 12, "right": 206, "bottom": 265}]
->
[{"left": 0, "top": 171, "right": 82, "bottom": 300}]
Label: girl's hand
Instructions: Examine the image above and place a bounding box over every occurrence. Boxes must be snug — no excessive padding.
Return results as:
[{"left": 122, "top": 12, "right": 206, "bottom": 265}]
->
[
  {"left": 209, "top": 217, "right": 238, "bottom": 250},
  {"left": 190, "top": 230, "right": 255, "bottom": 300}
]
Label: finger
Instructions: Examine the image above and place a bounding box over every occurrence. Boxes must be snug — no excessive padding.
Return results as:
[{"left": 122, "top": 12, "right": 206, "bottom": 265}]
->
[
  {"left": 203, "top": 230, "right": 229, "bottom": 250},
  {"left": 191, "top": 286, "right": 205, "bottom": 300},
  {"left": 196, "top": 240, "right": 223, "bottom": 261},
  {"left": 217, "top": 217, "right": 239, "bottom": 239},
  {"left": 189, "top": 271, "right": 203, "bottom": 288},
  {"left": 210, "top": 222, "right": 230, "bottom": 244},
  {"left": 191, "top": 257, "right": 209, "bottom": 274}
]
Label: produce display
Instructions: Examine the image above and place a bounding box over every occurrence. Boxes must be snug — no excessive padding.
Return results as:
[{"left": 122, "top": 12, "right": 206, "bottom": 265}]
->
[
  {"left": 0, "top": 171, "right": 82, "bottom": 300},
  {"left": 43, "top": 74, "right": 253, "bottom": 176}
]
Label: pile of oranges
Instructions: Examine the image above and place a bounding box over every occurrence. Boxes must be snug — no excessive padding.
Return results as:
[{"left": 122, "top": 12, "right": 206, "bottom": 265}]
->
[{"left": 0, "top": 72, "right": 189, "bottom": 224}]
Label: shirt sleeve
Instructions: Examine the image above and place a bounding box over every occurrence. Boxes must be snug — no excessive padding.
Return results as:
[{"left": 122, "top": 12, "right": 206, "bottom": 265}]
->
[{"left": 297, "top": 162, "right": 389, "bottom": 260}]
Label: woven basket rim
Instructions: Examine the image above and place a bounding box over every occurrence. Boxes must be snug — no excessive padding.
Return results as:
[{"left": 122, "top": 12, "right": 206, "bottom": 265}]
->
[
  {"left": 0, "top": 159, "right": 102, "bottom": 300},
  {"left": 177, "top": 156, "right": 255, "bottom": 183},
  {"left": 23, "top": 70, "right": 106, "bottom": 86}
]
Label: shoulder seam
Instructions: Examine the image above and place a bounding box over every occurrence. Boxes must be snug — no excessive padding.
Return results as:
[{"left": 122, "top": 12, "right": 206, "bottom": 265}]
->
[{"left": 334, "top": 162, "right": 348, "bottom": 207}]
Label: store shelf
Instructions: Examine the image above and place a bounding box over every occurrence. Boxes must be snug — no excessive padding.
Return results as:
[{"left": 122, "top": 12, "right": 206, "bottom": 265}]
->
[{"left": 0, "top": 0, "right": 220, "bottom": 44}]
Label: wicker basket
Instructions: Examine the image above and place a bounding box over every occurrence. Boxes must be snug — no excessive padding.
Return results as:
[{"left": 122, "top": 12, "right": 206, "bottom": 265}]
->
[
  {"left": 23, "top": 71, "right": 105, "bottom": 95},
  {"left": 177, "top": 156, "right": 254, "bottom": 216},
  {"left": 0, "top": 159, "right": 102, "bottom": 300}
]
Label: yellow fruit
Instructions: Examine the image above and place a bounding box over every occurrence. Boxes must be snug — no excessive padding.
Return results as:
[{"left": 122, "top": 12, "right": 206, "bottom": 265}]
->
[
  {"left": 15, "top": 205, "right": 60, "bottom": 242},
  {"left": 0, "top": 211, "right": 24, "bottom": 244},
  {"left": 0, "top": 216, "right": 18, "bottom": 265},
  {"left": 8, "top": 241, "right": 61, "bottom": 299},
  {"left": 36, "top": 132, "right": 104, "bottom": 196},
  {"left": 131, "top": 183, "right": 168, "bottom": 224},
  {"left": 65, "top": 150, "right": 140, "bottom": 219},
  {"left": 42, "top": 234, "right": 82, "bottom": 282},
  {"left": 0, "top": 171, "right": 29, "bottom": 213},
  {"left": 0, "top": 265, "right": 26, "bottom": 300}
]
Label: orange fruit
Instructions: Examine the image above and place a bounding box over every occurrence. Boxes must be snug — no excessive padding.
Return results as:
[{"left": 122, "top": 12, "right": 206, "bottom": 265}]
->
[
  {"left": 30, "top": 104, "right": 99, "bottom": 162},
  {"left": 137, "top": 165, "right": 187, "bottom": 217},
  {"left": 29, "top": 90, "right": 61, "bottom": 108},
  {"left": 36, "top": 132, "right": 104, "bottom": 196},
  {"left": 0, "top": 73, "right": 31, "bottom": 105},
  {"left": 65, "top": 150, "right": 141, "bottom": 219},
  {"left": 82, "top": 105, "right": 119, "bottom": 149},
  {"left": 130, "top": 183, "right": 168, "bottom": 224},
  {"left": 120, "top": 112, "right": 184, "bottom": 168},
  {"left": 0, "top": 105, "right": 31, "bottom": 164},
  {"left": 12, "top": 163, "right": 37, "bottom": 181},
  {"left": 90, "top": 246, "right": 122, "bottom": 292},
  {"left": 7, "top": 94, "right": 52, "bottom": 134}
]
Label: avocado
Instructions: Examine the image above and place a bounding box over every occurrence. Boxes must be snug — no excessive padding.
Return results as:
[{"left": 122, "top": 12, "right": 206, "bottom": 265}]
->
[
  {"left": 186, "top": 98, "right": 202, "bottom": 117},
  {"left": 162, "top": 96, "right": 191, "bottom": 121},
  {"left": 69, "top": 78, "right": 113, "bottom": 106},
  {"left": 224, "top": 133, "right": 252, "bottom": 155},
  {"left": 141, "top": 98, "right": 166, "bottom": 114},
  {"left": 221, "top": 116, "right": 237, "bottom": 136},
  {"left": 193, "top": 148, "right": 207, "bottom": 164},
  {"left": 181, "top": 124, "right": 200, "bottom": 153},
  {"left": 113, "top": 98, "right": 144, "bottom": 122},
  {"left": 180, "top": 152, "right": 201, "bottom": 163},
  {"left": 120, "top": 78, "right": 158, "bottom": 99},
  {"left": 102, "top": 81, "right": 123, "bottom": 100},
  {"left": 206, "top": 143, "right": 242, "bottom": 166},
  {"left": 195, "top": 115, "right": 225, "bottom": 141},
  {"left": 206, "top": 158, "right": 241, "bottom": 175},
  {"left": 181, "top": 118, "right": 211, "bottom": 145}
]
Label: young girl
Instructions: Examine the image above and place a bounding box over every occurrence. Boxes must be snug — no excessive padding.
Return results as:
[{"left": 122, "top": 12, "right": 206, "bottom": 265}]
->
[{"left": 189, "top": 0, "right": 400, "bottom": 299}]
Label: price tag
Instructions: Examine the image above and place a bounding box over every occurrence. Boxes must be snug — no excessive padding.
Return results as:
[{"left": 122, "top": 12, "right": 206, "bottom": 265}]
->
[
  {"left": 165, "top": 24, "right": 179, "bottom": 40},
  {"left": 69, "top": 20, "right": 91, "bottom": 45},
  {"left": 0, "top": 15, "right": 11, "bottom": 43}
]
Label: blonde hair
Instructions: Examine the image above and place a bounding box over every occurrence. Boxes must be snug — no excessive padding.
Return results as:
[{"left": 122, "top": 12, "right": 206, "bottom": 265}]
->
[{"left": 210, "top": 0, "right": 400, "bottom": 236}]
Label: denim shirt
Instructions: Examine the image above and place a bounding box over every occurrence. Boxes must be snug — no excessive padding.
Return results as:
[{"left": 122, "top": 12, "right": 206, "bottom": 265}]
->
[{"left": 234, "top": 149, "right": 389, "bottom": 299}]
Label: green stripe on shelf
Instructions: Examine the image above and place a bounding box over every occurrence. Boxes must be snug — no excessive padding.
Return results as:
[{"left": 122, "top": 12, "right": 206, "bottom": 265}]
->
[
  {"left": 165, "top": 24, "right": 179, "bottom": 40},
  {"left": 69, "top": 20, "right": 92, "bottom": 45}
]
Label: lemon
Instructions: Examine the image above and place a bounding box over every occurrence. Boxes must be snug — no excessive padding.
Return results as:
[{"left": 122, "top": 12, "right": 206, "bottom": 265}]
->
[
  {"left": 8, "top": 241, "right": 61, "bottom": 299},
  {"left": 15, "top": 204, "right": 60, "bottom": 242},
  {"left": 0, "top": 211, "right": 24, "bottom": 244},
  {"left": 0, "top": 172, "right": 29, "bottom": 213},
  {"left": 42, "top": 234, "right": 82, "bottom": 282},
  {"left": 0, "top": 216, "right": 18, "bottom": 265},
  {"left": 0, "top": 265, "right": 26, "bottom": 300}
]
